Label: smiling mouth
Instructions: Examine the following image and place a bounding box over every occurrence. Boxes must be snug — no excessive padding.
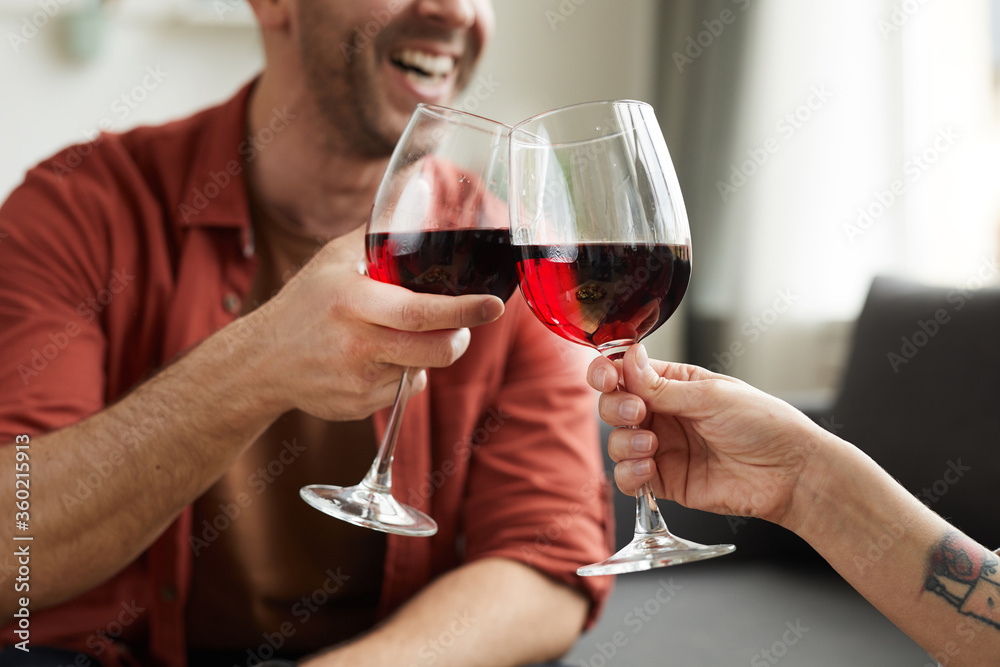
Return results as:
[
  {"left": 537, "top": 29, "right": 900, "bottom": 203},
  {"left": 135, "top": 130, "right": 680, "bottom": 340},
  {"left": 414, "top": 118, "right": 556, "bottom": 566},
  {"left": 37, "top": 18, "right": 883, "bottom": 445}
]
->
[{"left": 390, "top": 48, "right": 457, "bottom": 87}]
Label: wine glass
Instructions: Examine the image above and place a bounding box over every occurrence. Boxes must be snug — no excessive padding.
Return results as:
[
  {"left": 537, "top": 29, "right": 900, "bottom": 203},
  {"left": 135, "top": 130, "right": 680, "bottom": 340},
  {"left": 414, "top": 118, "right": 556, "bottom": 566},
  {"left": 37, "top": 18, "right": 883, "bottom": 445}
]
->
[
  {"left": 300, "top": 104, "right": 514, "bottom": 536},
  {"left": 508, "top": 100, "right": 735, "bottom": 575}
]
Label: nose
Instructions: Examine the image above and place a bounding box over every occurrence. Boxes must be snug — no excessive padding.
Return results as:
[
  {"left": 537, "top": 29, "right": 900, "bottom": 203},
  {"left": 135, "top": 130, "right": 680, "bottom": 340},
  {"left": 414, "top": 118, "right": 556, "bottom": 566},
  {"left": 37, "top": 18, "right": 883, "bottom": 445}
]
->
[{"left": 412, "top": 0, "right": 477, "bottom": 29}]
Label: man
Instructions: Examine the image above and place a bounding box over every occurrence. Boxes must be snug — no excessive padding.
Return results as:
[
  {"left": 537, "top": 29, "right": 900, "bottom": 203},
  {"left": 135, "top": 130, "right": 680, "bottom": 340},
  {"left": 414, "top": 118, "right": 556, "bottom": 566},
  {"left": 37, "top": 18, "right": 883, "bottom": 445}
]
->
[
  {"left": 0, "top": 1, "right": 612, "bottom": 665},
  {"left": 591, "top": 344, "right": 998, "bottom": 665}
]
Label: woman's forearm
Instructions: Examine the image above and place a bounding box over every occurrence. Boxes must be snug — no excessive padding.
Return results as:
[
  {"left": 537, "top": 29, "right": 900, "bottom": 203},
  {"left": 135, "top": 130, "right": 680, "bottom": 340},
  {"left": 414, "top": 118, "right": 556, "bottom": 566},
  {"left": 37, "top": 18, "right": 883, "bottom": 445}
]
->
[{"left": 789, "top": 433, "right": 999, "bottom": 665}]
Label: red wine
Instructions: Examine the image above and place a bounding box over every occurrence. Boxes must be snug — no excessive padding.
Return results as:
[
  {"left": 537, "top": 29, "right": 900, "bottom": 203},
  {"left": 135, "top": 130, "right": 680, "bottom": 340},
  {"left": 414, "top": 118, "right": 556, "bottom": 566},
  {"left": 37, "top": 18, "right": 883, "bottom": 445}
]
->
[
  {"left": 367, "top": 228, "right": 516, "bottom": 301},
  {"left": 515, "top": 243, "right": 690, "bottom": 349}
]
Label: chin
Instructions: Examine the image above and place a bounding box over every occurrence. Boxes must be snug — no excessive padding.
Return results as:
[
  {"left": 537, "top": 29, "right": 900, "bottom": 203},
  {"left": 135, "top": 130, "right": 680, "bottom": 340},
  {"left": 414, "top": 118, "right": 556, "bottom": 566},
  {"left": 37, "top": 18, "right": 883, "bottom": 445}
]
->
[{"left": 357, "top": 98, "right": 423, "bottom": 156}]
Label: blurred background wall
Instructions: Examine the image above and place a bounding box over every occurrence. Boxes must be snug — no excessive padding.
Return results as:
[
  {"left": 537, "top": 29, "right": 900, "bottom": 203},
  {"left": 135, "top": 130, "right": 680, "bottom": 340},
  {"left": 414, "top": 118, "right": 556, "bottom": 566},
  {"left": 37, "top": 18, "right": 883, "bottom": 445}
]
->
[
  {"left": 660, "top": 0, "right": 1000, "bottom": 405},
  {"left": 1, "top": 0, "right": 998, "bottom": 402}
]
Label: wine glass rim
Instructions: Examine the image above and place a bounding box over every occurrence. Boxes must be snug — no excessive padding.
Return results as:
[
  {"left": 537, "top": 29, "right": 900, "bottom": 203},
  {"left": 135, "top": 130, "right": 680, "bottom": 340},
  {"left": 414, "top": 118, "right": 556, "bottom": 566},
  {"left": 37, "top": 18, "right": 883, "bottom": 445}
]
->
[
  {"left": 510, "top": 99, "right": 653, "bottom": 140},
  {"left": 414, "top": 103, "right": 512, "bottom": 132}
]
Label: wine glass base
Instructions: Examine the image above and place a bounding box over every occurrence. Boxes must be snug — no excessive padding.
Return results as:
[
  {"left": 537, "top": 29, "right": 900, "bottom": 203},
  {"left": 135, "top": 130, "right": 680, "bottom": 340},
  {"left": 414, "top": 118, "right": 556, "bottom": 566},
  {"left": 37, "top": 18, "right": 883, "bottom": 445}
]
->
[
  {"left": 577, "top": 533, "right": 735, "bottom": 576},
  {"left": 300, "top": 484, "right": 438, "bottom": 537}
]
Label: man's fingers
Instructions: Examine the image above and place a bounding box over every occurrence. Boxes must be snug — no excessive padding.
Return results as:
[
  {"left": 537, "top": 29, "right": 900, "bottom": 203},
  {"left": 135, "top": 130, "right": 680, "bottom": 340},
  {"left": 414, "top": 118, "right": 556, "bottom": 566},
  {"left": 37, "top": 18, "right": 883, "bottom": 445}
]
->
[
  {"left": 360, "top": 279, "right": 505, "bottom": 331},
  {"left": 409, "top": 368, "right": 428, "bottom": 394},
  {"left": 396, "top": 291, "right": 504, "bottom": 331},
  {"left": 372, "top": 327, "right": 473, "bottom": 369}
]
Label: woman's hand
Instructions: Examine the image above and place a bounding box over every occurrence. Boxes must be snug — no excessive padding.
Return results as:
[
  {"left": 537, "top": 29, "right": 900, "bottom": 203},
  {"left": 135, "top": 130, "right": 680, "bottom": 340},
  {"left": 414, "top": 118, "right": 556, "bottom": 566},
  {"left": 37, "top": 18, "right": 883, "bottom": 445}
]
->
[{"left": 588, "top": 344, "right": 836, "bottom": 529}]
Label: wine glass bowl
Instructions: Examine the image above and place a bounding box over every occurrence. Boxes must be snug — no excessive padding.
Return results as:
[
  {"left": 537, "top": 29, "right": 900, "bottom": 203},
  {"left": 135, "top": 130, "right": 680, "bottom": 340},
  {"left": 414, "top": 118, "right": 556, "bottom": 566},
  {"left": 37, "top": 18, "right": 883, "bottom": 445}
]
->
[
  {"left": 300, "top": 104, "right": 513, "bottom": 536},
  {"left": 514, "top": 241, "right": 691, "bottom": 354},
  {"left": 509, "top": 100, "right": 735, "bottom": 574}
]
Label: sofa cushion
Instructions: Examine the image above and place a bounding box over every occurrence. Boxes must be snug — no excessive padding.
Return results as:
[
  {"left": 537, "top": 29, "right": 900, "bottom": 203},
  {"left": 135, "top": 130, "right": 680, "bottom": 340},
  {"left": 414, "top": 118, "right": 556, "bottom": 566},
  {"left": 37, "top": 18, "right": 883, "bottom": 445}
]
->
[{"left": 824, "top": 275, "right": 1000, "bottom": 548}]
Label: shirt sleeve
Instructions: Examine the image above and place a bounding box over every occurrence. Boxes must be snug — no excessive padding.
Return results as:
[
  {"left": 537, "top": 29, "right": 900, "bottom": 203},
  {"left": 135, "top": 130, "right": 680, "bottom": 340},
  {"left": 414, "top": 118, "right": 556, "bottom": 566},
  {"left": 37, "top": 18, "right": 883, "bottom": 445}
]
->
[
  {"left": 462, "top": 303, "right": 615, "bottom": 627},
  {"left": 0, "top": 158, "right": 113, "bottom": 441}
]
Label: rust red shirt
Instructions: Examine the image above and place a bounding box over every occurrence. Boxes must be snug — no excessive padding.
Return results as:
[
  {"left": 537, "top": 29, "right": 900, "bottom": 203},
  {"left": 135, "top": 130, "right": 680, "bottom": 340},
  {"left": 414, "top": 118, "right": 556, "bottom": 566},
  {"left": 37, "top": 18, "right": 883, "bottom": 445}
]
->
[{"left": 0, "top": 82, "right": 613, "bottom": 666}]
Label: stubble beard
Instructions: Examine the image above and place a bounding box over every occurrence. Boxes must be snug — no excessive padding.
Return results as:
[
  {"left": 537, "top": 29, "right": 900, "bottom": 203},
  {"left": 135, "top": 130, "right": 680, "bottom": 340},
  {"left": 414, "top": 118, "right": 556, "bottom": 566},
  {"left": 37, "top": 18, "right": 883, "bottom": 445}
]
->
[
  {"left": 296, "top": 7, "right": 480, "bottom": 161},
  {"left": 298, "top": 11, "right": 402, "bottom": 158}
]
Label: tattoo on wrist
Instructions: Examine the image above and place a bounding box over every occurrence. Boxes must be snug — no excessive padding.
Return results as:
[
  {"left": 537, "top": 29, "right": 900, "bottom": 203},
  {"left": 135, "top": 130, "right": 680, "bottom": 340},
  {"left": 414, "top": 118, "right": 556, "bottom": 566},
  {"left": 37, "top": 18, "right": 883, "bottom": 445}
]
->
[{"left": 925, "top": 531, "right": 1000, "bottom": 630}]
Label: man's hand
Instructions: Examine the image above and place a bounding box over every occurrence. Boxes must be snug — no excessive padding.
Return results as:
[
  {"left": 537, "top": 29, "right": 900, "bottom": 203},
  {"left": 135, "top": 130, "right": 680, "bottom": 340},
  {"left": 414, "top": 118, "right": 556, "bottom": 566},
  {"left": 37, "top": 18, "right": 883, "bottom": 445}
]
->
[
  {"left": 0, "top": 226, "right": 505, "bottom": 616},
  {"left": 587, "top": 344, "right": 834, "bottom": 531},
  {"left": 250, "top": 227, "right": 505, "bottom": 422}
]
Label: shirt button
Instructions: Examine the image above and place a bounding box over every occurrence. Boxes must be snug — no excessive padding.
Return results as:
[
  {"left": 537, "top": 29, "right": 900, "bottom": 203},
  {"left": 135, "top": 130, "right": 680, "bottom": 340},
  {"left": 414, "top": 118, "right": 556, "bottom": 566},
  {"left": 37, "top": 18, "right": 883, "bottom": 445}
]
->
[
  {"left": 222, "top": 293, "right": 241, "bottom": 315},
  {"left": 160, "top": 585, "right": 177, "bottom": 601}
]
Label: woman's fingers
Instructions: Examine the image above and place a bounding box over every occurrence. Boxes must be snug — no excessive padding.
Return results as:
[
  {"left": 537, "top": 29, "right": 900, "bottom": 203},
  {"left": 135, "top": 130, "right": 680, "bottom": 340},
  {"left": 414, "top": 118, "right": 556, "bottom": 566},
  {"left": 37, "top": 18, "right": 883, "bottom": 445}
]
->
[
  {"left": 597, "top": 392, "right": 647, "bottom": 427},
  {"left": 587, "top": 354, "right": 620, "bottom": 393},
  {"left": 620, "top": 345, "right": 732, "bottom": 422}
]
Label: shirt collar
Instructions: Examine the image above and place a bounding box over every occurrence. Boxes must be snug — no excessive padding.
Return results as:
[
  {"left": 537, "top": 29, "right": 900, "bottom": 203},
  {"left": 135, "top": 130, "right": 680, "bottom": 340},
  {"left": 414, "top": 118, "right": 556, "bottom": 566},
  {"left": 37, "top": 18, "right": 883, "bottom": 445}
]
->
[{"left": 172, "top": 79, "right": 258, "bottom": 253}]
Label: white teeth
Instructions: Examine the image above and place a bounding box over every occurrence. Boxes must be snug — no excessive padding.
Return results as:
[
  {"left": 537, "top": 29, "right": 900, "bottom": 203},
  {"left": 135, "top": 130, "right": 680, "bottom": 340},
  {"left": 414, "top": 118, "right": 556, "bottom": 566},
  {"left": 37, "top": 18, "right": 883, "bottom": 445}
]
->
[
  {"left": 394, "top": 48, "right": 455, "bottom": 78},
  {"left": 403, "top": 69, "right": 444, "bottom": 86}
]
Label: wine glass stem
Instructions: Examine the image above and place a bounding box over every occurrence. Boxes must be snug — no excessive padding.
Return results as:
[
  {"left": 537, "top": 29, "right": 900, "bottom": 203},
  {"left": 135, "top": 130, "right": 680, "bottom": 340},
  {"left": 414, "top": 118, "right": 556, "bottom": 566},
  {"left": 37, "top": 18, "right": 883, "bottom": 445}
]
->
[
  {"left": 602, "top": 348, "right": 671, "bottom": 539},
  {"left": 361, "top": 367, "right": 415, "bottom": 494},
  {"left": 635, "top": 481, "right": 669, "bottom": 535}
]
